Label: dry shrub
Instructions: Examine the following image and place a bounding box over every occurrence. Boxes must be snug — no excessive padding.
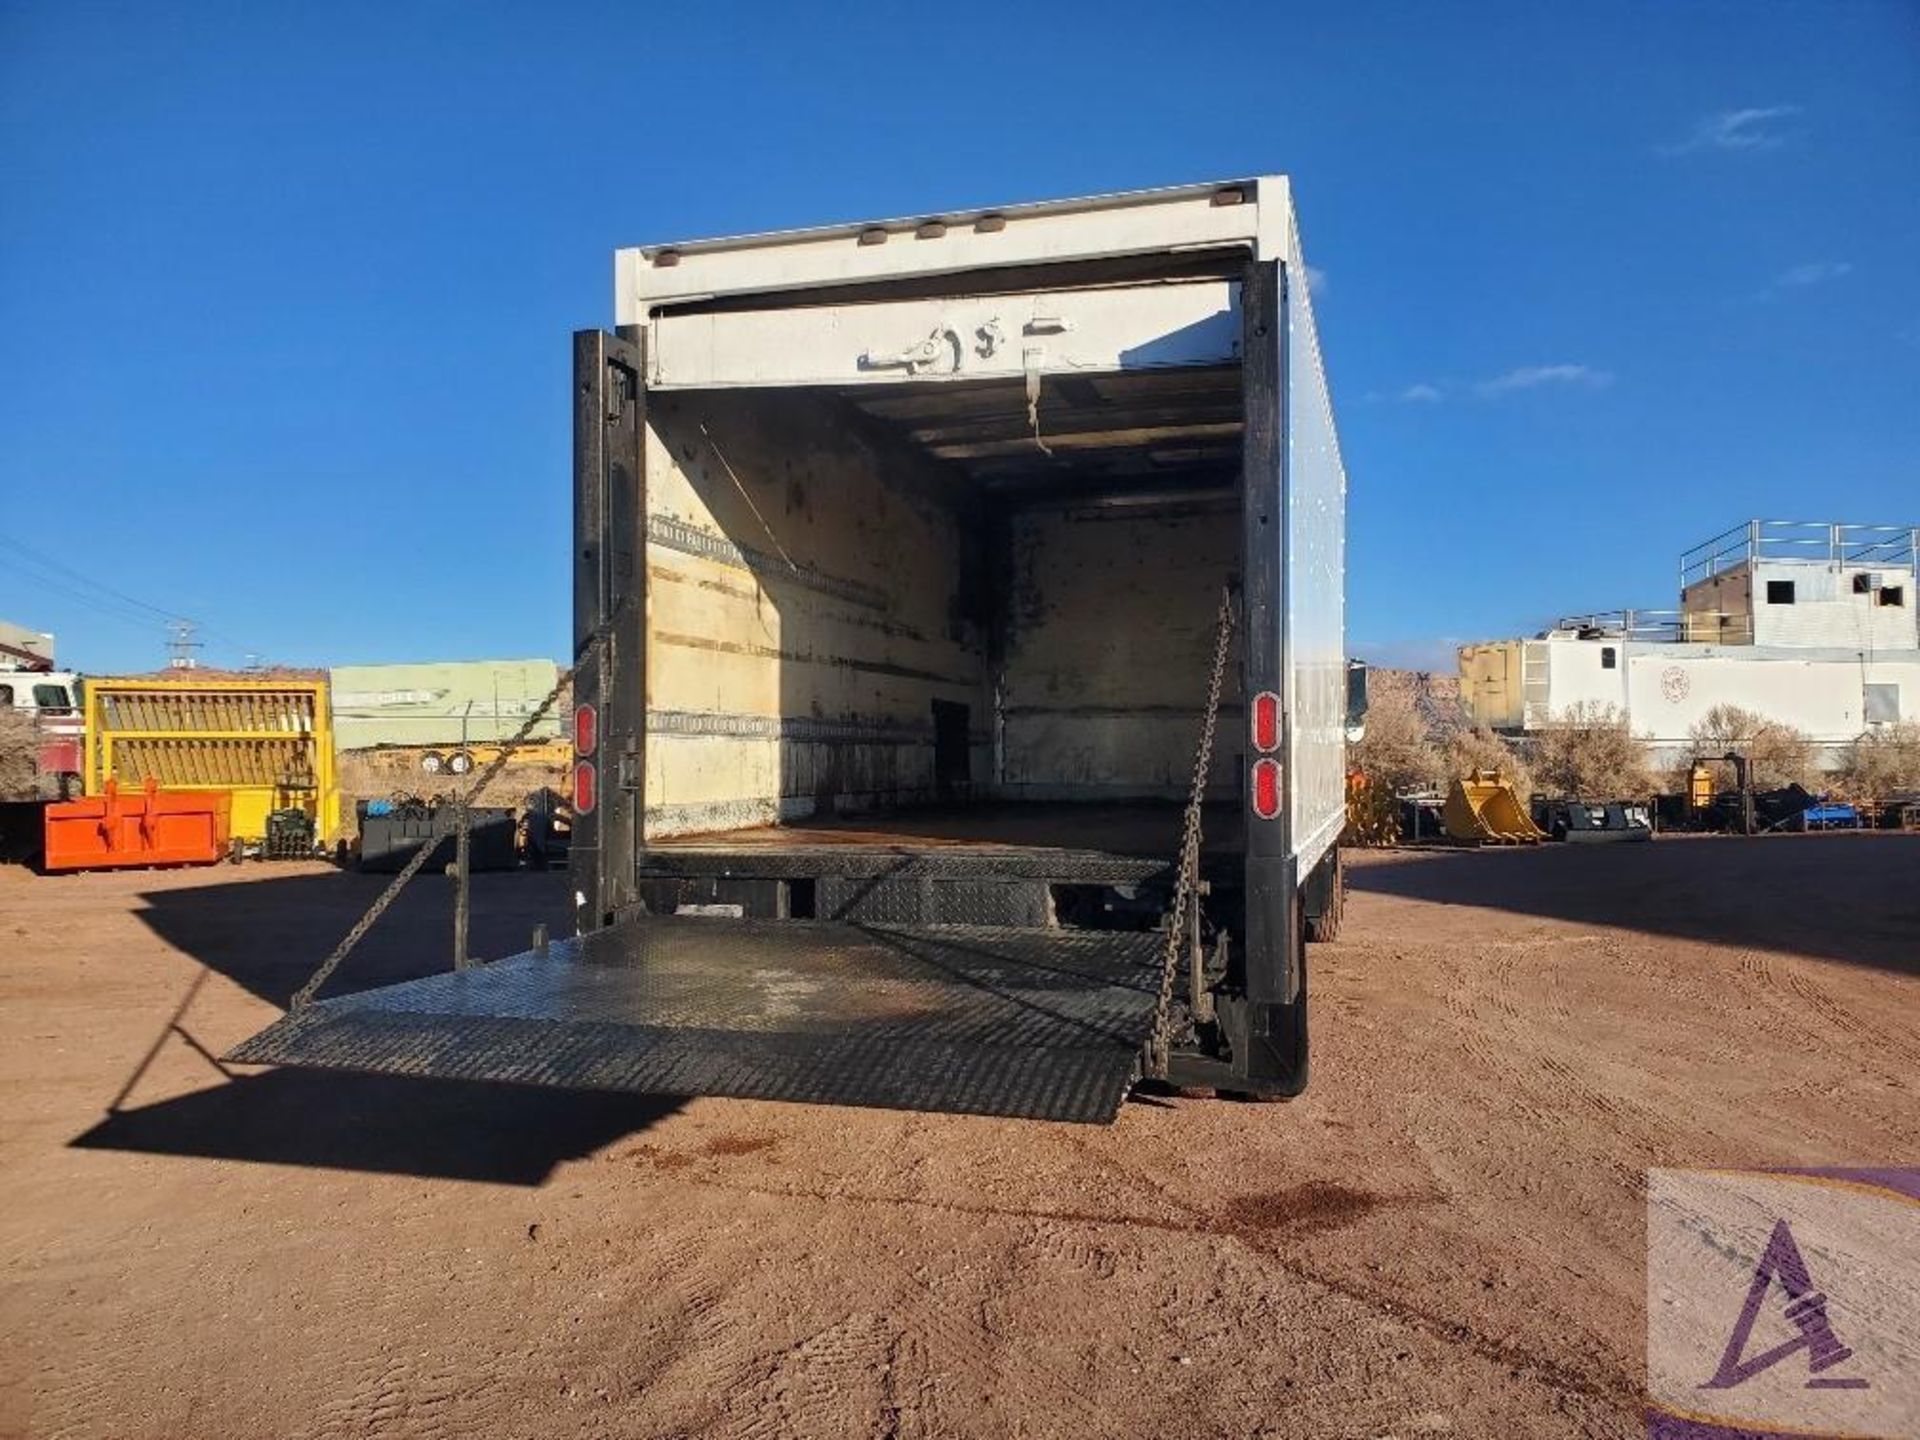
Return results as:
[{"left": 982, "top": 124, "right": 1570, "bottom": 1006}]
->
[
  {"left": 1533, "top": 701, "right": 1654, "bottom": 800},
  {"left": 1687, "top": 704, "right": 1817, "bottom": 792},
  {"left": 0, "top": 707, "right": 39, "bottom": 797},
  {"left": 1837, "top": 721, "right": 1920, "bottom": 804},
  {"left": 1351, "top": 680, "right": 1442, "bottom": 793},
  {"left": 1442, "top": 725, "right": 1534, "bottom": 797}
]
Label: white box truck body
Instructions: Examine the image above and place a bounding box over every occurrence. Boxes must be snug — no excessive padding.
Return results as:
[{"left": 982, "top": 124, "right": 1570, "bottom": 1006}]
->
[{"left": 236, "top": 178, "right": 1354, "bottom": 1121}]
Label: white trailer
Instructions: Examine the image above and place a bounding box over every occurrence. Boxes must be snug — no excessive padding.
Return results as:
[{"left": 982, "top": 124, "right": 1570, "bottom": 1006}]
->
[
  {"left": 1461, "top": 520, "right": 1920, "bottom": 771},
  {"left": 236, "top": 179, "right": 1354, "bottom": 1121}
]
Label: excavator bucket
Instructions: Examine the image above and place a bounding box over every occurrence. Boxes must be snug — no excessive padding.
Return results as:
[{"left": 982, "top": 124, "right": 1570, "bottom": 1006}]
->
[{"left": 1442, "top": 769, "right": 1546, "bottom": 845}]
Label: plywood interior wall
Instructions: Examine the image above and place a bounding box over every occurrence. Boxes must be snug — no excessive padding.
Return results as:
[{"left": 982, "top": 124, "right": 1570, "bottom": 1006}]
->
[
  {"left": 643, "top": 389, "right": 990, "bottom": 837},
  {"left": 997, "top": 502, "right": 1243, "bottom": 799}
]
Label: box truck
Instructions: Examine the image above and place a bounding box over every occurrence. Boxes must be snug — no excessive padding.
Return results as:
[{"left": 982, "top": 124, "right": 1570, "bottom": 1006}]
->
[{"left": 236, "top": 177, "right": 1355, "bottom": 1123}]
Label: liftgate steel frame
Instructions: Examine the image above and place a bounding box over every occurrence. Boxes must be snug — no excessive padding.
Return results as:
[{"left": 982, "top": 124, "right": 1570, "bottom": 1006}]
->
[{"left": 569, "top": 262, "right": 1310, "bottom": 1097}]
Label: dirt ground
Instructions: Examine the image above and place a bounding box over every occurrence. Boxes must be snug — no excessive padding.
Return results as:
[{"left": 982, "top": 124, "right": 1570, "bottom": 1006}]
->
[{"left": 2, "top": 836, "right": 1915, "bottom": 1439}]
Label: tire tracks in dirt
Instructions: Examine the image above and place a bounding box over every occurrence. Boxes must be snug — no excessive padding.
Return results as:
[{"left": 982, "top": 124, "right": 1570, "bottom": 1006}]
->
[
  {"left": 640, "top": 1144, "right": 1635, "bottom": 1425},
  {"left": 1773, "top": 956, "right": 1920, "bottom": 1075},
  {"left": 638, "top": 1186, "right": 1136, "bottom": 1439},
  {"left": 1060, "top": 1133, "right": 1640, "bottom": 1419},
  {"left": 1434, "top": 939, "right": 1688, "bottom": 1185}
]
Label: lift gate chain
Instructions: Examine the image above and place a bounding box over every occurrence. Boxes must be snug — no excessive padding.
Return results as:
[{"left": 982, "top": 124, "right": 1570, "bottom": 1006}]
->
[
  {"left": 287, "top": 613, "right": 615, "bottom": 1012},
  {"left": 1148, "top": 587, "right": 1236, "bottom": 1078}
]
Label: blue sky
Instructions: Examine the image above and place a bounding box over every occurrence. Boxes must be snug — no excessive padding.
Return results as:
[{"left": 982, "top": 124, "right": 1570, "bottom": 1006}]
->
[{"left": 2, "top": 1, "right": 1916, "bottom": 674}]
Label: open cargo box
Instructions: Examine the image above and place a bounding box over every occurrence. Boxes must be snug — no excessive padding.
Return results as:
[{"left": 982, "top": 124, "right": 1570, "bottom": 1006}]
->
[{"left": 234, "top": 179, "right": 1350, "bottom": 1121}]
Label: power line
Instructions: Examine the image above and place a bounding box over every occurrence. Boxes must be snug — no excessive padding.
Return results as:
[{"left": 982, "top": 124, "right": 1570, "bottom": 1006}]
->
[
  {"left": 0, "top": 556, "right": 166, "bottom": 631},
  {"left": 0, "top": 531, "right": 183, "bottom": 621},
  {"left": 0, "top": 529, "right": 265, "bottom": 661}
]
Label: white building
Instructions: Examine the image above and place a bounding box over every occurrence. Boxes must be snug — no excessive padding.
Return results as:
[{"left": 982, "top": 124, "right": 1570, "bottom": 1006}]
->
[
  {"left": 329, "top": 658, "right": 563, "bottom": 751},
  {"left": 1460, "top": 520, "right": 1919, "bottom": 770},
  {"left": 1, "top": 620, "right": 56, "bottom": 670}
]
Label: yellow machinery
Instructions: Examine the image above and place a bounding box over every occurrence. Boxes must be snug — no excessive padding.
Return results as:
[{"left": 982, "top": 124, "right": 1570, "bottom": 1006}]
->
[
  {"left": 1688, "top": 760, "right": 1716, "bottom": 815},
  {"left": 1343, "top": 768, "right": 1399, "bottom": 847},
  {"left": 1442, "top": 769, "right": 1545, "bottom": 845},
  {"left": 84, "top": 676, "right": 341, "bottom": 844}
]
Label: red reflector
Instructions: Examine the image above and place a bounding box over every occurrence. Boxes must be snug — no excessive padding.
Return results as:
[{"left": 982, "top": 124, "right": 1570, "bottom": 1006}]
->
[
  {"left": 572, "top": 761, "right": 597, "bottom": 815},
  {"left": 1250, "top": 691, "right": 1281, "bottom": 753},
  {"left": 1251, "top": 758, "right": 1282, "bottom": 820},
  {"left": 574, "top": 703, "right": 597, "bottom": 757}
]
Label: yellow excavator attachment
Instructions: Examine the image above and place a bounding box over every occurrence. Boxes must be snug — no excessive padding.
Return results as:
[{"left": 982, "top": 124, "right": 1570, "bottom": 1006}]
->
[
  {"left": 1442, "top": 769, "right": 1546, "bottom": 845},
  {"left": 1344, "top": 768, "right": 1399, "bottom": 847}
]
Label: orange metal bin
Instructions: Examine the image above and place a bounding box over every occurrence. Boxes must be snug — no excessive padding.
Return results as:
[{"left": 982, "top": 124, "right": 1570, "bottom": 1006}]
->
[{"left": 43, "top": 779, "right": 232, "bottom": 872}]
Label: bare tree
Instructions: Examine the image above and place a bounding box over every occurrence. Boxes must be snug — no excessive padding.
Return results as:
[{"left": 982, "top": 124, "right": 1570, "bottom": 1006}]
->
[
  {"left": 1688, "top": 704, "right": 1818, "bottom": 791},
  {"left": 0, "top": 708, "right": 38, "bottom": 799},
  {"left": 1443, "top": 725, "right": 1534, "bottom": 797},
  {"left": 1837, "top": 721, "right": 1920, "bottom": 806},
  {"left": 1350, "top": 679, "right": 1442, "bottom": 794},
  {"left": 1534, "top": 702, "right": 1653, "bottom": 799}
]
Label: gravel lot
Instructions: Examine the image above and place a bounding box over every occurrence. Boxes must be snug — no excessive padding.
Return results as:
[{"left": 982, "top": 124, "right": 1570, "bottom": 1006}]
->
[{"left": 2, "top": 835, "right": 1914, "bottom": 1439}]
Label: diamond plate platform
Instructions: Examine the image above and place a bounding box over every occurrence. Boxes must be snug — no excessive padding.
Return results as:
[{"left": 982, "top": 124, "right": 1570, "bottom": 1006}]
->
[{"left": 227, "top": 917, "right": 1165, "bottom": 1123}]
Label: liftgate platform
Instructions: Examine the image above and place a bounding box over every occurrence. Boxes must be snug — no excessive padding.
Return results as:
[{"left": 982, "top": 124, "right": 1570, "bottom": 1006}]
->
[{"left": 229, "top": 909, "right": 1167, "bottom": 1123}]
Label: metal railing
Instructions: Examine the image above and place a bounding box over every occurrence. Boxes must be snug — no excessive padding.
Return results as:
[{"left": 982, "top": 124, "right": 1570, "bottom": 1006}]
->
[
  {"left": 1681, "top": 520, "right": 1920, "bottom": 591},
  {"left": 1551, "top": 609, "right": 1755, "bottom": 645}
]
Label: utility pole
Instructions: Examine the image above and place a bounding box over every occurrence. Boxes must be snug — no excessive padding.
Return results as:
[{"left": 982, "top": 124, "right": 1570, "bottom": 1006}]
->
[{"left": 165, "top": 619, "right": 201, "bottom": 670}]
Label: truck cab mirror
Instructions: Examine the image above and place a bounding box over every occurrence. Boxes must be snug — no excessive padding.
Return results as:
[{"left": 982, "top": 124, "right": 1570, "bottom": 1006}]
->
[{"left": 1345, "top": 660, "right": 1369, "bottom": 743}]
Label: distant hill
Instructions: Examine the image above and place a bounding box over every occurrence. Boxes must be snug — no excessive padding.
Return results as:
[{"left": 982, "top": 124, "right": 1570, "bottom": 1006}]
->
[{"left": 1368, "top": 668, "right": 1468, "bottom": 735}]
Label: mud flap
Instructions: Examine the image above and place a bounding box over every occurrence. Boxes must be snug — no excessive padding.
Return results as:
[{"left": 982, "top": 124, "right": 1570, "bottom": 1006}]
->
[{"left": 227, "top": 916, "right": 1166, "bottom": 1124}]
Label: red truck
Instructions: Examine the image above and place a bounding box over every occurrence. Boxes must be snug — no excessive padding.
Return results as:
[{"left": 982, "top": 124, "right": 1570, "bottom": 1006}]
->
[{"left": 0, "top": 666, "right": 84, "bottom": 803}]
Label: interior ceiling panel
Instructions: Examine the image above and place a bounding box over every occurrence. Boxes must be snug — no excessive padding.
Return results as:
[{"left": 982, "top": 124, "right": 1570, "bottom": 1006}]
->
[{"left": 835, "top": 364, "right": 1241, "bottom": 495}]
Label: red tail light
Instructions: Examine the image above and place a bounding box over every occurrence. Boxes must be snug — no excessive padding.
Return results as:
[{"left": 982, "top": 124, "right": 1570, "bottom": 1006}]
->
[
  {"left": 1251, "top": 758, "right": 1282, "bottom": 820},
  {"left": 573, "top": 703, "right": 597, "bottom": 757},
  {"left": 572, "top": 761, "right": 597, "bottom": 815},
  {"left": 1250, "top": 690, "right": 1281, "bottom": 753}
]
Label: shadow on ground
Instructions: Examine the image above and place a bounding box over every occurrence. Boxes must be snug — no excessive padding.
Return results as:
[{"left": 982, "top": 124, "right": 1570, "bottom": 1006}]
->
[
  {"left": 72, "top": 1070, "right": 680, "bottom": 1186},
  {"left": 135, "top": 864, "right": 577, "bottom": 1009},
  {"left": 1349, "top": 833, "right": 1920, "bottom": 977},
  {"left": 71, "top": 865, "right": 685, "bottom": 1185}
]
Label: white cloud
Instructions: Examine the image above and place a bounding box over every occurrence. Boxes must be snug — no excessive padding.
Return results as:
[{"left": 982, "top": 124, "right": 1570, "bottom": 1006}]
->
[
  {"left": 1660, "top": 105, "right": 1800, "bottom": 156},
  {"left": 1752, "top": 260, "right": 1853, "bottom": 302},
  {"left": 1398, "top": 382, "right": 1443, "bottom": 404},
  {"left": 1474, "top": 364, "right": 1613, "bottom": 397},
  {"left": 1304, "top": 264, "right": 1328, "bottom": 296},
  {"left": 1775, "top": 260, "right": 1852, "bottom": 289}
]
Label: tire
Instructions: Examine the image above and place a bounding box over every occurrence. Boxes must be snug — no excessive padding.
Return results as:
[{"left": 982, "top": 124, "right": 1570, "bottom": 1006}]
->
[
  {"left": 1303, "top": 849, "right": 1345, "bottom": 943},
  {"left": 420, "top": 751, "right": 445, "bottom": 775},
  {"left": 447, "top": 750, "right": 475, "bottom": 776}
]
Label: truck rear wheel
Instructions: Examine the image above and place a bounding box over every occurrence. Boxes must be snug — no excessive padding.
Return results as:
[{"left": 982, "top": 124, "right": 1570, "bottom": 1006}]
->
[{"left": 1302, "top": 848, "right": 1345, "bottom": 943}]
